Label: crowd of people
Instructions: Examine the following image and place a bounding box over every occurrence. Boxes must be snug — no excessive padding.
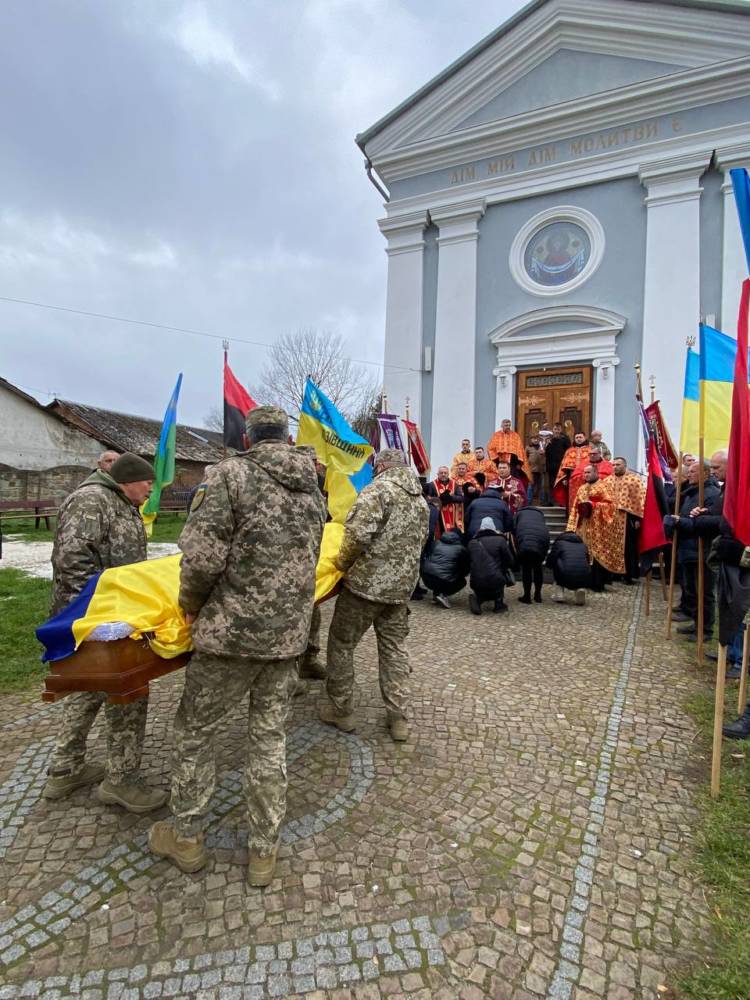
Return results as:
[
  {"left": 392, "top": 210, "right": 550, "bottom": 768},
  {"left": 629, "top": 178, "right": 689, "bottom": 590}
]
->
[
  {"left": 417, "top": 421, "right": 645, "bottom": 613},
  {"left": 37, "top": 408, "right": 750, "bottom": 893}
]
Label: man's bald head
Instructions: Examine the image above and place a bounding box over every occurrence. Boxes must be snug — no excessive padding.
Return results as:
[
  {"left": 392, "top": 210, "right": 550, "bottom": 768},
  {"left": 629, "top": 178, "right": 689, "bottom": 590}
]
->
[{"left": 710, "top": 449, "right": 728, "bottom": 482}]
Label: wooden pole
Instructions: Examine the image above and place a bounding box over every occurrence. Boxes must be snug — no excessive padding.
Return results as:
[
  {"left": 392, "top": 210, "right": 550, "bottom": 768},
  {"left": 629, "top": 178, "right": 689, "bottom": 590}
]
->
[
  {"left": 697, "top": 437, "right": 706, "bottom": 664},
  {"left": 658, "top": 552, "right": 667, "bottom": 601},
  {"left": 738, "top": 627, "right": 750, "bottom": 715},
  {"left": 645, "top": 570, "right": 651, "bottom": 617},
  {"left": 666, "top": 452, "right": 684, "bottom": 638},
  {"left": 711, "top": 644, "right": 728, "bottom": 799}
]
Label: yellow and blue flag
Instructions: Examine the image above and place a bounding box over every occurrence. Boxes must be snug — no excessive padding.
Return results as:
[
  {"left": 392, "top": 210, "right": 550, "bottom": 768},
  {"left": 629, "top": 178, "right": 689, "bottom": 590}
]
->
[
  {"left": 699, "top": 324, "right": 737, "bottom": 456},
  {"left": 296, "top": 378, "right": 373, "bottom": 523},
  {"left": 679, "top": 346, "right": 700, "bottom": 455},
  {"left": 36, "top": 524, "right": 346, "bottom": 663},
  {"left": 142, "top": 373, "right": 182, "bottom": 534}
]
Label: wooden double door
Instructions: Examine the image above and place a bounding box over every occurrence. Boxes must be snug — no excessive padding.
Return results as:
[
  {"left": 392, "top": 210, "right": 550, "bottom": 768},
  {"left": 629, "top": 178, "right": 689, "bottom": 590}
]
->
[{"left": 515, "top": 365, "right": 593, "bottom": 442}]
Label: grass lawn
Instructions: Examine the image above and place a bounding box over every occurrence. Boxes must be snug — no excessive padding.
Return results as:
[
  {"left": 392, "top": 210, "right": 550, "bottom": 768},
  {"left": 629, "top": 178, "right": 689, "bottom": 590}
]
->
[
  {"left": 678, "top": 689, "right": 750, "bottom": 999},
  {"left": 0, "top": 568, "right": 52, "bottom": 693},
  {"left": 1, "top": 511, "right": 186, "bottom": 545}
]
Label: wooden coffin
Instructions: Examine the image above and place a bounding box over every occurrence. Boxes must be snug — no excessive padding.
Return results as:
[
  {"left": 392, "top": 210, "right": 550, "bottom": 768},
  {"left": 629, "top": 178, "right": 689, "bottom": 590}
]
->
[{"left": 43, "top": 638, "right": 190, "bottom": 704}]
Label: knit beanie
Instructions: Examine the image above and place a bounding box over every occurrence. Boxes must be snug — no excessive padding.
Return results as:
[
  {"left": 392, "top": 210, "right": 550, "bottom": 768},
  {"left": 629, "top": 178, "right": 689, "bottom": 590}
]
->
[{"left": 110, "top": 452, "right": 154, "bottom": 484}]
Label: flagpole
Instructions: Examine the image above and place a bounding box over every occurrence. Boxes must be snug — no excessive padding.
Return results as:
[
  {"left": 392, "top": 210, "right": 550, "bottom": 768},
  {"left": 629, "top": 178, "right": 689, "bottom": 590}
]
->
[
  {"left": 738, "top": 626, "right": 750, "bottom": 714},
  {"left": 649, "top": 374, "right": 669, "bottom": 601},
  {"left": 697, "top": 435, "right": 705, "bottom": 664},
  {"left": 711, "top": 644, "right": 727, "bottom": 798},
  {"left": 222, "top": 340, "right": 229, "bottom": 460},
  {"left": 666, "top": 452, "right": 684, "bottom": 639}
]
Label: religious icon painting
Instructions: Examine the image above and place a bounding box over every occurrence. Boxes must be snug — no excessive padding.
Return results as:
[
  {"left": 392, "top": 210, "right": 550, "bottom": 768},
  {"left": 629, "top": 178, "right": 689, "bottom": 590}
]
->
[{"left": 524, "top": 221, "right": 591, "bottom": 287}]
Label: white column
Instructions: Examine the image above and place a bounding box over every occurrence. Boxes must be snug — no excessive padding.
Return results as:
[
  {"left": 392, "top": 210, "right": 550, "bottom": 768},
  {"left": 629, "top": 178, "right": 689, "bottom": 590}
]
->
[
  {"left": 430, "top": 199, "right": 485, "bottom": 467},
  {"left": 715, "top": 146, "right": 750, "bottom": 333},
  {"left": 379, "top": 211, "right": 429, "bottom": 426},
  {"left": 639, "top": 153, "right": 710, "bottom": 450},
  {"left": 592, "top": 356, "right": 620, "bottom": 452},
  {"left": 493, "top": 365, "right": 517, "bottom": 429}
]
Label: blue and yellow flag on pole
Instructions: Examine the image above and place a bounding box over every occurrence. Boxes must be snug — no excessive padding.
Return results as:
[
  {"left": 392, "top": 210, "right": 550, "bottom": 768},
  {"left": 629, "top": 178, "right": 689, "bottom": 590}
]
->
[
  {"left": 296, "top": 378, "right": 373, "bottom": 523},
  {"left": 699, "top": 324, "right": 736, "bottom": 456},
  {"left": 679, "top": 346, "right": 700, "bottom": 455},
  {"left": 142, "top": 373, "right": 182, "bottom": 534}
]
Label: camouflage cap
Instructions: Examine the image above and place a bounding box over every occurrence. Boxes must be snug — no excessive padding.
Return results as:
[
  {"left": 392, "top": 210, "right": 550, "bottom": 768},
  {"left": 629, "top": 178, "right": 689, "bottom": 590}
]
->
[
  {"left": 245, "top": 405, "right": 289, "bottom": 436},
  {"left": 374, "top": 448, "right": 408, "bottom": 469}
]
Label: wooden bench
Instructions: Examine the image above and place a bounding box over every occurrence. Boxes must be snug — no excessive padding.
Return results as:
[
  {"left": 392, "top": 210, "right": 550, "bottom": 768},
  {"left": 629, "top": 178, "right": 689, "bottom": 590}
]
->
[{"left": 0, "top": 499, "right": 60, "bottom": 530}]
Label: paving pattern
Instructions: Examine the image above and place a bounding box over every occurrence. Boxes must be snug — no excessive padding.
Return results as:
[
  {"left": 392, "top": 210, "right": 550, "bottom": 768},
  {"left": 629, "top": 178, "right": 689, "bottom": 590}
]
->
[{"left": 0, "top": 577, "right": 717, "bottom": 998}]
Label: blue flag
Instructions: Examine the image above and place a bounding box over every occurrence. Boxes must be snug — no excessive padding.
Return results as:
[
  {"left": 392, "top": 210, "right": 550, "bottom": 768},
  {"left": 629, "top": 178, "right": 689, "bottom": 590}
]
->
[{"left": 731, "top": 167, "right": 750, "bottom": 274}]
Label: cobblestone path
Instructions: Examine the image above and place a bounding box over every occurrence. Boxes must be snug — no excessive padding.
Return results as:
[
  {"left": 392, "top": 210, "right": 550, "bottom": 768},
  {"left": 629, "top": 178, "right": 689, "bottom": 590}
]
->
[{"left": 0, "top": 582, "right": 714, "bottom": 998}]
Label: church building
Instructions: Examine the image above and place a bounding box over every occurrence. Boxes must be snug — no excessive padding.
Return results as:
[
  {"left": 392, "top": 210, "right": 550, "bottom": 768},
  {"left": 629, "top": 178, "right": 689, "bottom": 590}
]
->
[{"left": 356, "top": 0, "right": 750, "bottom": 468}]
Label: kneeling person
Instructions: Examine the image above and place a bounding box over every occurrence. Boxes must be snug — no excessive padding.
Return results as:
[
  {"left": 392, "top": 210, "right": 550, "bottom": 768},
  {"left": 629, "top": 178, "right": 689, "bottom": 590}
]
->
[
  {"left": 43, "top": 452, "right": 166, "bottom": 814},
  {"left": 149, "top": 407, "right": 325, "bottom": 885},
  {"left": 421, "top": 529, "right": 469, "bottom": 609},
  {"left": 468, "top": 517, "right": 513, "bottom": 615},
  {"left": 321, "top": 449, "right": 429, "bottom": 742}
]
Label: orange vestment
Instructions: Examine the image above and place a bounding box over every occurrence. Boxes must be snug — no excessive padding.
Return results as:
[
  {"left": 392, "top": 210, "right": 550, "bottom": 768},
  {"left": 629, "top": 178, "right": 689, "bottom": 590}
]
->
[
  {"left": 487, "top": 429, "right": 531, "bottom": 478},
  {"left": 567, "top": 477, "right": 623, "bottom": 574}
]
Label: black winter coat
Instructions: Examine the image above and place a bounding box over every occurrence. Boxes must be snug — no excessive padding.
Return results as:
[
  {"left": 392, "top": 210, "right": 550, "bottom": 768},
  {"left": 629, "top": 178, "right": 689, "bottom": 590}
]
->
[
  {"left": 664, "top": 479, "right": 721, "bottom": 563},
  {"left": 466, "top": 489, "right": 512, "bottom": 538},
  {"left": 546, "top": 532, "right": 591, "bottom": 589},
  {"left": 514, "top": 506, "right": 550, "bottom": 558},
  {"left": 468, "top": 530, "right": 513, "bottom": 594},
  {"left": 544, "top": 435, "right": 571, "bottom": 476},
  {"left": 421, "top": 530, "right": 469, "bottom": 586}
]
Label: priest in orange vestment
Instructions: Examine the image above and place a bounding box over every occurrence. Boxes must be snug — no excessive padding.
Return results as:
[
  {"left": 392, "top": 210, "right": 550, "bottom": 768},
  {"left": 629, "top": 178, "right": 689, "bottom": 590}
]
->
[
  {"left": 566, "top": 447, "right": 613, "bottom": 514},
  {"left": 487, "top": 419, "right": 531, "bottom": 479},
  {"left": 552, "top": 433, "right": 590, "bottom": 508},
  {"left": 567, "top": 464, "right": 621, "bottom": 586}
]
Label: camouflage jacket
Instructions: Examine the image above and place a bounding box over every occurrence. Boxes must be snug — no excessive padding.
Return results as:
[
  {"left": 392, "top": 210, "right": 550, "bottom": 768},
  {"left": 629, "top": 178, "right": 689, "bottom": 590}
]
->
[
  {"left": 337, "top": 465, "right": 430, "bottom": 604},
  {"left": 51, "top": 471, "right": 147, "bottom": 615},
  {"left": 179, "top": 441, "right": 326, "bottom": 659}
]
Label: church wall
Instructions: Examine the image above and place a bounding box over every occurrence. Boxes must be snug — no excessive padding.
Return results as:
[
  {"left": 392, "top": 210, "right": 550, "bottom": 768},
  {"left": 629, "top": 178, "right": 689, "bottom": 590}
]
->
[
  {"left": 456, "top": 49, "right": 686, "bottom": 131},
  {"left": 474, "top": 176, "right": 648, "bottom": 465},
  {"left": 700, "top": 167, "right": 725, "bottom": 329},
  {"left": 419, "top": 224, "right": 439, "bottom": 454}
]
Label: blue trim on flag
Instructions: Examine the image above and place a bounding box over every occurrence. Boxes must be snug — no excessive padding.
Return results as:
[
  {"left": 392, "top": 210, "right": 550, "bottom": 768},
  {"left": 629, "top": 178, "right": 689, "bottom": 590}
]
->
[
  {"left": 684, "top": 347, "right": 699, "bottom": 401},
  {"left": 349, "top": 463, "right": 373, "bottom": 493},
  {"left": 35, "top": 573, "right": 101, "bottom": 663},
  {"left": 300, "top": 379, "right": 370, "bottom": 446},
  {"left": 731, "top": 167, "right": 750, "bottom": 274},
  {"left": 699, "top": 324, "right": 736, "bottom": 383}
]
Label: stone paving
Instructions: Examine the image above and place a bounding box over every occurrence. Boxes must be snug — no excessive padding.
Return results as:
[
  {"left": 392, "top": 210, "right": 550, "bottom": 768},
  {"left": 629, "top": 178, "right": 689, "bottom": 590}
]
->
[{"left": 0, "top": 575, "right": 717, "bottom": 998}]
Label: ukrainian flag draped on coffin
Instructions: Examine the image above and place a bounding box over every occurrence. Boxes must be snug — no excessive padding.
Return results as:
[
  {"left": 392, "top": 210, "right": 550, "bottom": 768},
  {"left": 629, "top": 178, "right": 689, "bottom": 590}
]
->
[
  {"left": 37, "top": 523, "right": 346, "bottom": 663},
  {"left": 296, "top": 378, "right": 373, "bottom": 523},
  {"left": 679, "top": 346, "right": 700, "bottom": 456}
]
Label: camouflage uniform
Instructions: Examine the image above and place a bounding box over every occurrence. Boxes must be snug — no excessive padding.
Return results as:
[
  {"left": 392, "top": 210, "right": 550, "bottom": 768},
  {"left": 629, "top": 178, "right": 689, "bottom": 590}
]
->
[
  {"left": 49, "top": 471, "right": 149, "bottom": 783},
  {"left": 326, "top": 463, "right": 429, "bottom": 719},
  {"left": 170, "top": 436, "right": 325, "bottom": 853}
]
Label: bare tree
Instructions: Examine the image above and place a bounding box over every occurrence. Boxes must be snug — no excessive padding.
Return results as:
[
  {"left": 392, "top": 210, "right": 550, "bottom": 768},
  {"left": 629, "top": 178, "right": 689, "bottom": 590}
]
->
[
  {"left": 203, "top": 406, "right": 224, "bottom": 434},
  {"left": 251, "top": 328, "right": 379, "bottom": 422}
]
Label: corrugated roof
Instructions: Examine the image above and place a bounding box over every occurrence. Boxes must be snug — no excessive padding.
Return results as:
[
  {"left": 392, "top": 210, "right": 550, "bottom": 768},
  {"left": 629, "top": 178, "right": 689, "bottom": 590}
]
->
[
  {"left": 355, "top": 0, "right": 750, "bottom": 151},
  {"left": 50, "top": 400, "right": 224, "bottom": 464}
]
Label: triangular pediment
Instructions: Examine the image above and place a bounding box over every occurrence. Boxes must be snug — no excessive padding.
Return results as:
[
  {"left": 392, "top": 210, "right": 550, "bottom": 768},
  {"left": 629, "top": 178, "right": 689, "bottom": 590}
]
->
[
  {"left": 455, "top": 48, "right": 687, "bottom": 131},
  {"left": 359, "top": 0, "right": 750, "bottom": 164}
]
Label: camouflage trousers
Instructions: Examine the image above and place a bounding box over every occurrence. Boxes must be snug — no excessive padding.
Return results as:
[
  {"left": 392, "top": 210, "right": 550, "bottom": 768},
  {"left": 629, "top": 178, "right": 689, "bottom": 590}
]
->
[
  {"left": 170, "top": 652, "right": 298, "bottom": 855},
  {"left": 49, "top": 692, "right": 148, "bottom": 784},
  {"left": 326, "top": 588, "right": 410, "bottom": 719},
  {"left": 303, "top": 604, "right": 322, "bottom": 664}
]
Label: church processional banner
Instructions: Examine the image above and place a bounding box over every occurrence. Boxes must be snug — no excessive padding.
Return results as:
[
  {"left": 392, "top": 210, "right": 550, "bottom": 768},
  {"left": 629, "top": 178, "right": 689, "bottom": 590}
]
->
[{"left": 377, "top": 414, "right": 406, "bottom": 453}]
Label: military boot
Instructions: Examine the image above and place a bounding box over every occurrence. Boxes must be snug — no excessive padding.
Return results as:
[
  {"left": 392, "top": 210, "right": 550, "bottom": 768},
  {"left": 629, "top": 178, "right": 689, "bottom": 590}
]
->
[
  {"left": 43, "top": 762, "right": 105, "bottom": 801},
  {"left": 319, "top": 700, "right": 356, "bottom": 733},
  {"left": 293, "top": 679, "right": 310, "bottom": 698},
  {"left": 388, "top": 713, "right": 408, "bottom": 742},
  {"left": 97, "top": 779, "right": 169, "bottom": 814},
  {"left": 149, "top": 821, "right": 208, "bottom": 873},
  {"left": 574, "top": 589, "right": 586, "bottom": 606},
  {"left": 248, "top": 843, "right": 278, "bottom": 887},
  {"left": 723, "top": 707, "right": 750, "bottom": 740}
]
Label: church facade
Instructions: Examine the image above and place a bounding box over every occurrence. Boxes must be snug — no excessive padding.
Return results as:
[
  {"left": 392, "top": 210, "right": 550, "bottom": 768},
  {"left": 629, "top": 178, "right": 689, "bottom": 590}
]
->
[{"left": 356, "top": 0, "right": 750, "bottom": 468}]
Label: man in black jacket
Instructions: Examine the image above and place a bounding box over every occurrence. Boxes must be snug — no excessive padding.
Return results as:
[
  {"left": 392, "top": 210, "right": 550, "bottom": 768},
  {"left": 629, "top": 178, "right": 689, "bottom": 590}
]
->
[
  {"left": 546, "top": 532, "right": 590, "bottom": 604},
  {"left": 664, "top": 460, "right": 721, "bottom": 641},
  {"left": 514, "top": 506, "right": 550, "bottom": 604},
  {"left": 544, "top": 423, "right": 571, "bottom": 504},
  {"left": 468, "top": 517, "right": 513, "bottom": 615},
  {"left": 465, "top": 485, "right": 513, "bottom": 539},
  {"left": 421, "top": 530, "right": 469, "bottom": 609}
]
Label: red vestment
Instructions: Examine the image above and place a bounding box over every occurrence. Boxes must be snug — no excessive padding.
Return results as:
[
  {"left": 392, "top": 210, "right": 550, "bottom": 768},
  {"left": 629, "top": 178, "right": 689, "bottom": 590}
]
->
[
  {"left": 432, "top": 478, "right": 464, "bottom": 535},
  {"left": 566, "top": 459, "right": 613, "bottom": 513}
]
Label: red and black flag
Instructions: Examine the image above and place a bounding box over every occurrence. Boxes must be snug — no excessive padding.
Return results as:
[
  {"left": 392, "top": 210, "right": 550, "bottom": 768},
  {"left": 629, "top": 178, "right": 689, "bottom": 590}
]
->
[{"left": 223, "top": 353, "right": 256, "bottom": 451}]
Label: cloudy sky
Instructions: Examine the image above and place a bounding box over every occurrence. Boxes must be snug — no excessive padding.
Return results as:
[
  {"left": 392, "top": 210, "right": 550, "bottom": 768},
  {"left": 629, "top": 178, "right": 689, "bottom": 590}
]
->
[{"left": 0, "top": 0, "right": 525, "bottom": 426}]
